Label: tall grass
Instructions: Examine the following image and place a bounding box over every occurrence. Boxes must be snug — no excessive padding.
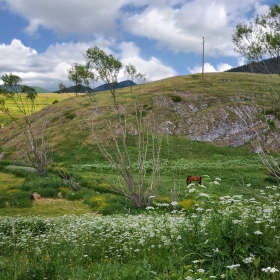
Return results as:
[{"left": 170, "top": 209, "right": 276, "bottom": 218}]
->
[{"left": 0, "top": 180, "right": 280, "bottom": 279}]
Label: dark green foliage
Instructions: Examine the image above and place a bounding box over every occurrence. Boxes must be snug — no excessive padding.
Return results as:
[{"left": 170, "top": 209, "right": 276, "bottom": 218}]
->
[
  {"left": 226, "top": 57, "right": 280, "bottom": 74},
  {"left": 132, "top": 110, "right": 147, "bottom": 117},
  {"left": 64, "top": 112, "right": 76, "bottom": 120},
  {"left": 170, "top": 95, "right": 182, "bottom": 102},
  {"left": 52, "top": 99, "right": 59, "bottom": 104},
  {"left": 84, "top": 193, "right": 138, "bottom": 215}
]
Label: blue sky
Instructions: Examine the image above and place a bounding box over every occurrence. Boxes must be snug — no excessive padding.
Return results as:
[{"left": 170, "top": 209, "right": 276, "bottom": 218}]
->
[{"left": 0, "top": 0, "right": 276, "bottom": 91}]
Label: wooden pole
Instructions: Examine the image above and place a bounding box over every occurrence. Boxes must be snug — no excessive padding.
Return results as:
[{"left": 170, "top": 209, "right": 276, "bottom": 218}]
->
[{"left": 202, "top": 37, "right": 205, "bottom": 81}]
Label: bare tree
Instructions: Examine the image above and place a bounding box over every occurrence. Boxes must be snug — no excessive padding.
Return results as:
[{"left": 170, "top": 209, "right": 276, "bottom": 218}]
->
[
  {"left": 90, "top": 80, "right": 162, "bottom": 208},
  {"left": 0, "top": 73, "right": 51, "bottom": 175},
  {"left": 91, "top": 107, "right": 162, "bottom": 208}
]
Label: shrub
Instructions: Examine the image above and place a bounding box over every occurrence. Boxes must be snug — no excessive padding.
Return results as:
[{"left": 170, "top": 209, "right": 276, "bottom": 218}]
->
[
  {"left": 85, "top": 193, "right": 137, "bottom": 215},
  {"left": 171, "top": 95, "right": 182, "bottom": 102},
  {"left": 178, "top": 199, "right": 196, "bottom": 211},
  {"left": 52, "top": 100, "right": 59, "bottom": 104},
  {"left": 36, "top": 187, "right": 58, "bottom": 198},
  {"left": 6, "top": 192, "right": 32, "bottom": 208},
  {"left": 64, "top": 112, "right": 76, "bottom": 120}
]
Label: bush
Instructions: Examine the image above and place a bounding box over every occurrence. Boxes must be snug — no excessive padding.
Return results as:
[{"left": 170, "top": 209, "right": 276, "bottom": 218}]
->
[
  {"left": 36, "top": 187, "right": 59, "bottom": 198},
  {"left": 6, "top": 192, "right": 32, "bottom": 208},
  {"left": 85, "top": 193, "right": 137, "bottom": 215},
  {"left": 171, "top": 95, "right": 182, "bottom": 102}
]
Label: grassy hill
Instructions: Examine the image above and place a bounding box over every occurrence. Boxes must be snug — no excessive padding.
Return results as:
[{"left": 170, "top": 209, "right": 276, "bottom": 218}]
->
[
  {"left": 0, "top": 72, "right": 279, "bottom": 215},
  {"left": 32, "top": 86, "right": 52, "bottom": 93}
]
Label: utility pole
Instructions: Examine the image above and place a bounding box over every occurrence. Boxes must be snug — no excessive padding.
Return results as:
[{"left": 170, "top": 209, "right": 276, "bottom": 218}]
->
[{"left": 202, "top": 37, "right": 205, "bottom": 81}]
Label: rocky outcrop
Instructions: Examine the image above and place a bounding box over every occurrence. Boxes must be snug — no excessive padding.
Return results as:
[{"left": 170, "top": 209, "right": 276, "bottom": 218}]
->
[{"left": 153, "top": 93, "right": 277, "bottom": 148}]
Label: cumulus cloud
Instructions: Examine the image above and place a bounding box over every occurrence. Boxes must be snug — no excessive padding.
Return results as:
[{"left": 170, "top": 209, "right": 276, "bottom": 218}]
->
[
  {"left": 1, "top": 0, "right": 127, "bottom": 37},
  {"left": 0, "top": 39, "right": 91, "bottom": 89},
  {"left": 187, "top": 62, "right": 232, "bottom": 74},
  {"left": 123, "top": 0, "right": 264, "bottom": 57},
  {"left": 0, "top": 0, "right": 272, "bottom": 89},
  {"left": 118, "top": 41, "right": 177, "bottom": 81},
  {"left": 0, "top": 39, "right": 176, "bottom": 90},
  {"left": 1, "top": 0, "right": 269, "bottom": 57}
]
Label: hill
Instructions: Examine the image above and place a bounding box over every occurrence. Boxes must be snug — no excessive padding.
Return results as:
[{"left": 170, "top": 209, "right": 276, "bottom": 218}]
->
[
  {"left": 1, "top": 72, "right": 280, "bottom": 152},
  {"left": 32, "top": 86, "right": 52, "bottom": 93},
  {"left": 225, "top": 57, "right": 280, "bottom": 75},
  {"left": 0, "top": 72, "right": 279, "bottom": 215},
  {"left": 55, "top": 79, "right": 137, "bottom": 93},
  {"left": 0, "top": 85, "right": 52, "bottom": 93}
]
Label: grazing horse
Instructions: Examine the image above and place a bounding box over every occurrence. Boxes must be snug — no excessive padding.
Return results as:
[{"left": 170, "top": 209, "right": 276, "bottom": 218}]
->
[{"left": 186, "top": 175, "right": 201, "bottom": 185}]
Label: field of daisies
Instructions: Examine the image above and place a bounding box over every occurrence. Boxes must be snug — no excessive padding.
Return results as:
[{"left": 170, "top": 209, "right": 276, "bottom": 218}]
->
[{"left": 1, "top": 182, "right": 280, "bottom": 279}]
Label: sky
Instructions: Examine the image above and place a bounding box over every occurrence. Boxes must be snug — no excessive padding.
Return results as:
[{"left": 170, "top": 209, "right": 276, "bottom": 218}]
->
[{"left": 0, "top": 0, "right": 276, "bottom": 91}]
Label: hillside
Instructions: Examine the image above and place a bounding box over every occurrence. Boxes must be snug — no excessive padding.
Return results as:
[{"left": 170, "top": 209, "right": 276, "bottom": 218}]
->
[
  {"left": 0, "top": 85, "right": 52, "bottom": 93},
  {"left": 1, "top": 72, "right": 280, "bottom": 155},
  {"left": 0, "top": 71, "right": 280, "bottom": 216},
  {"left": 32, "top": 86, "right": 52, "bottom": 93},
  {"left": 226, "top": 57, "right": 280, "bottom": 75}
]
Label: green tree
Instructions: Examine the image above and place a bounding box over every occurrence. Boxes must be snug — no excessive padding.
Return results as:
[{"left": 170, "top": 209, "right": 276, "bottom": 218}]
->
[
  {"left": 85, "top": 46, "right": 122, "bottom": 110},
  {"left": 124, "top": 63, "right": 146, "bottom": 93},
  {"left": 67, "top": 63, "right": 95, "bottom": 95},
  {"left": 232, "top": 4, "right": 280, "bottom": 75},
  {"left": 232, "top": 4, "right": 280, "bottom": 183},
  {"left": 0, "top": 73, "right": 50, "bottom": 175}
]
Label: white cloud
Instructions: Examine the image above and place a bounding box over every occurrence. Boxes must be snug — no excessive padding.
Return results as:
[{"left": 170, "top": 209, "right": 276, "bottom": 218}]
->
[
  {"left": 0, "top": 0, "right": 272, "bottom": 89},
  {"left": 119, "top": 41, "right": 177, "bottom": 81},
  {"left": 187, "top": 62, "right": 232, "bottom": 74},
  {"left": 2, "top": 0, "right": 270, "bottom": 57},
  {"left": 123, "top": 0, "right": 264, "bottom": 57},
  {"left": 0, "top": 39, "right": 176, "bottom": 90},
  {"left": 0, "top": 39, "right": 91, "bottom": 89},
  {"left": 2, "top": 0, "right": 128, "bottom": 37},
  {"left": 238, "top": 57, "right": 247, "bottom": 66}
]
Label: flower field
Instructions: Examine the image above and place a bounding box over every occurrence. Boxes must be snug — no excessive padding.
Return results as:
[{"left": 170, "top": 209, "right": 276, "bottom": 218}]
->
[{"left": 1, "top": 182, "right": 280, "bottom": 279}]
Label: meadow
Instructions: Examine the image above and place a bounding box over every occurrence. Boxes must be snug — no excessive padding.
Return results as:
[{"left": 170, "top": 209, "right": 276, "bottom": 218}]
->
[
  {"left": 1, "top": 180, "right": 280, "bottom": 279},
  {"left": 0, "top": 72, "right": 280, "bottom": 279}
]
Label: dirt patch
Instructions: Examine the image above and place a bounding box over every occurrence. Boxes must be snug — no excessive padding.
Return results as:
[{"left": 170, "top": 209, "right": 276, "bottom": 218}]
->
[{"left": 30, "top": 192, "right": 41, "bottom": 200}]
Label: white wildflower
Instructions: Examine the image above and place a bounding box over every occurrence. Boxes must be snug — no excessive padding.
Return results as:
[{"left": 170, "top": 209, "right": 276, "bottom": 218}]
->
[
  {"left": 262, "top": 267, "right": 279, "bottom": 273},
  {"left": 226, "top": 264, "right": 240, "bottom": 270}
]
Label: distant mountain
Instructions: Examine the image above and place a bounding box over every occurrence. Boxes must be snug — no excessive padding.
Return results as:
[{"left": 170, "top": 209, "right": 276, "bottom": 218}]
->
[
  {"left": 0, "top": 85, "right": 52, "bottom": 93},
  {"left": 225, "top": 57, "right": 280, "bottom": 75},
  {"left": 56, "top": 85, "right": 94, "bottom": 94},
  {"left": 91, "top": 80, "right": 137, "bottom": 92},
  {"left": 55, "top": 80, "right": 137, "bottom": 93},
  {"left": 32, "top": 86, "right": 52, "bottom": 93}
]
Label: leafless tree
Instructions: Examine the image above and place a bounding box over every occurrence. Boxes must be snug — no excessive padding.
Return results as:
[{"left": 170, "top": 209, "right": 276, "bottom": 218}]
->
[
  {"left": 0, "top": 73, "right": 51, "bottom": 175},
  {"left": 90, "top": 84, "right": 162, "bottom": 208}
]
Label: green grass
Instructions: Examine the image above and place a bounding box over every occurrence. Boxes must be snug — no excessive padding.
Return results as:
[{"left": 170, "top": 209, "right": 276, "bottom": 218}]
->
[
  {"left": 1, "top": 188, "right": 280, "bottom": 279},
  {"left": 0, "top": 72, "right": 279, "bottom": 215}
]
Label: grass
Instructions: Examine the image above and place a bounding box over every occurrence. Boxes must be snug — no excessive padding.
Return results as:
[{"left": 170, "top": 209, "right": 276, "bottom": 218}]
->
[
  {"left": 0, "top": 93, "right": 73, "bottom": 126},
  {"left": 0, "top": 199, "right": 92, "bottom": 216},
  {"left": 0, "top": 72, "right": 279, "bottom": 214},
  {"left": 0, "top": 72, "right": 279, "bottom": 278},
  {"left": 1, "top": 186, "right": 280, "bottom": 279}
]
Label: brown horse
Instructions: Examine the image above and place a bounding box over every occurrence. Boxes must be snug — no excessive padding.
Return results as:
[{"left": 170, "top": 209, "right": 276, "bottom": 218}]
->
[{"left": 186, "top": 175, "right": 201, "bottom": 185}]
